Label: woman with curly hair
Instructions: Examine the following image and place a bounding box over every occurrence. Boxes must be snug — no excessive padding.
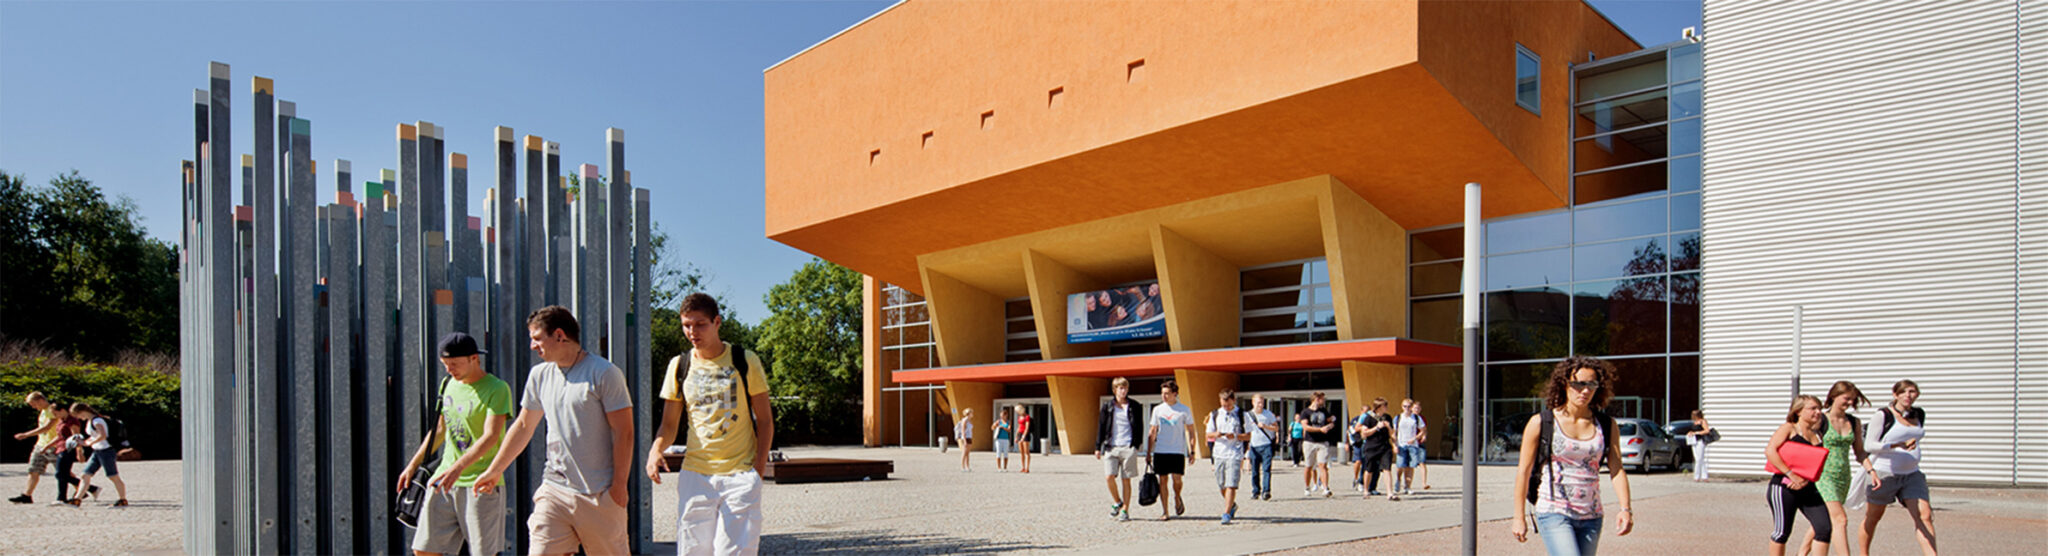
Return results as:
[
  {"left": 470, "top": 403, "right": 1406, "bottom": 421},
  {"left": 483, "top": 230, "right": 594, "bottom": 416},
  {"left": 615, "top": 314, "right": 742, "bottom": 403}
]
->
[{"left": 1511, "top": 356, "right": 1634, "bottom": 555}]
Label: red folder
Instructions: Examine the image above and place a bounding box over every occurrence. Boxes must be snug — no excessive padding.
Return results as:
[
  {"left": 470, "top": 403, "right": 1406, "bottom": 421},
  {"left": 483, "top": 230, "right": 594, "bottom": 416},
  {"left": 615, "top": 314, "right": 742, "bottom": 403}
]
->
[{"left": 1766, "top": 441, "right": 1829, "bottom": 482}]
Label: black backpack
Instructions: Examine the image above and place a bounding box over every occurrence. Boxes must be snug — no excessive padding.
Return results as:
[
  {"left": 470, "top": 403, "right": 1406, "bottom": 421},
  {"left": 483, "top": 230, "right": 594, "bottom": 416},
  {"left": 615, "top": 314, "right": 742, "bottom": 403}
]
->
[
  {"left": 1877, "top": 406, "right": 1925, "bottom": 440},
  {"left": 101, "top": 414, "right": 130, "bottom": 449},
  {"left": 672, "top": 345, "right": 760, "bottom": 436},
  {"left": 1524, "top": 409, "right": 1615, "bottom": 505}
]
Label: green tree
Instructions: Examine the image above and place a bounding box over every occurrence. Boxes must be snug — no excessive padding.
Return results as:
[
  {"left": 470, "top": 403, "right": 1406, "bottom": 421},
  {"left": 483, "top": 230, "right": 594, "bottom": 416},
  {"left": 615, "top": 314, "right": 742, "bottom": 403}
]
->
[
  {"left": 0, "top": 171, "right": 178, "bottom": 361},
  {"left": 755, "top": 258, "right": 861, "bottom": 442}
]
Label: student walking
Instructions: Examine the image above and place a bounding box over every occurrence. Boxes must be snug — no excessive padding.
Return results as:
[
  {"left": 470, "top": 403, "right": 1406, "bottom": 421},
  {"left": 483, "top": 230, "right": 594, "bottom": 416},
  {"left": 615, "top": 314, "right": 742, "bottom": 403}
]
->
[
  {"left": 1204, "top": 388, "right": 1250, "bottom": 524},
  {"left": 646, "top": 294, "right": 776, "bottom": 556},
  {"left": 1015, "top": 405, "right": 1034, "bottom": 473},
  {"left": 1685, "top": 409, "right": 1714, "bottom": 481},
  {"left": 11, "top": 392, "right": 63, "bottom": 504},
  {"left": 1096, "top": 377, "right": 1143, "bottom": 522},
  {"left": 398, "top": 333, "right": 513, "bottom": 556},
  {"left": 1296, "top": 393, "right": 1337, "bottom": 498},
  {"left": 1511, "top": 356, "right": 1635, "bottom": 556},
  {"left": 1146, "top": 380, "right": 1197, "bottom": 520},
  {"left": 1799, "top": 381, "right": 1875, "bottom": 556},
  {"left": 50, "top": 404, "right": 96, "bottom": 504},
  {"left": 1245, "top": 394, "right": 1280, "bottom": 501},
  {"left": 65, "top": 402, "right": 128, "bottom": 507},
  {"left": 473, "top": 306, "right": 635, "bottom": 555},
  {"left": 1288, "top": 418, "right": 1305, "bottom": 467},
  {"left": 1354, "top": 398, "right": 1395, "bottom": 500},
  {"left": 955, "top": 408, "right": 974, "bottom": 472},
  {"left": 992, "top": 407, "right": 1014, "bottom": 472},
  {"left": 1393, "top": 398, "right": 1427, "bottom": 496},
  {"left": 1857, "top": 380, "right": 1937, "bottom": 556},
  {"left": 1766, "top": 395, "right": 1830, "bottom": 556}
]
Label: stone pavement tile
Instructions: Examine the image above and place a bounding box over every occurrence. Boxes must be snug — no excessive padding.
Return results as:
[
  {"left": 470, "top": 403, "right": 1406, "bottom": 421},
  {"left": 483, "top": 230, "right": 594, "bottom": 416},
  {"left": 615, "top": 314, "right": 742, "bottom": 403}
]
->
[{"left": 0, "top": 460, "right": 182, "bottom": 556}]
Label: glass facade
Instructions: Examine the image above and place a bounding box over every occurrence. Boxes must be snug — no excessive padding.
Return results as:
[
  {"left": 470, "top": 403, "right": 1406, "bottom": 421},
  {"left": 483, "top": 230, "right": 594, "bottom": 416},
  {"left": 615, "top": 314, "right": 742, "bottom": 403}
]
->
[
  {"left": 1408, "top": 41, "right": 1703, "bottom": 463},
  {"left": 880, "top": 284, "right": 946, "bottom": 447},
  {"left": 1240, "top": 258, "right": 1337, "bottom": 347}
]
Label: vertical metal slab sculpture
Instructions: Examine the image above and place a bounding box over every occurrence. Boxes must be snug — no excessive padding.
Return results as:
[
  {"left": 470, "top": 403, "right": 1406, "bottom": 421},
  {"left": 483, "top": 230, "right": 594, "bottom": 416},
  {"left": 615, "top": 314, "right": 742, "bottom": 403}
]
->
[
  {"left": 234, "top": 155, "right": 256, "bottom": 556},
  {"left": 632, "top": 185, "right": 653, "bottom": 553},
  {"left": 397, "top": 123, "right": 424, "bottom": 480},
  {"left": 250, "top": 76, "right": 281, "bottom": 556},
  {"left": 327, "top": 163, "right": 357, "bottom": 556},
  {"left": 361, "top": 177, "right": 392, "bottom": 556},
  {"left": 286, "top": 115, "right": 318, "bottom": 555},
  {"left": 207, "top": 63, "right": 237, "bottom": 556},
  {"left": 451, "top": 153, "right": 471, "bottom": 337},
  {"left": 579, "top": 163, "right": 605, "bottom": 354},
  {"left": 182, "top": 87, "right": 204, "bottom": 556}
]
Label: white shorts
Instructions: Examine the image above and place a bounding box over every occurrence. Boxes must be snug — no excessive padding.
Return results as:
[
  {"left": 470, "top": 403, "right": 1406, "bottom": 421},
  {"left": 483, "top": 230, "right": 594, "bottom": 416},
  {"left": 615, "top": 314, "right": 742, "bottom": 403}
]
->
[
  {"left": 1304, "top": 442, "right": 1332, "bottom": 467},
  {"left": 1103, "top": 446, "right": 1142, "bottom": 478},
  {"left": 996, "top": 439, "right": 1013, "bottom": 458}
]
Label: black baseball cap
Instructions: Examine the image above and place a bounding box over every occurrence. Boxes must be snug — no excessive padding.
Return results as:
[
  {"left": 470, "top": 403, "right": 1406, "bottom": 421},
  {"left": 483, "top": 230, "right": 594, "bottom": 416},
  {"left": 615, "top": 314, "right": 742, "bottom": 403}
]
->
[{"left": 438, "top": 332, "right": 486, "bottom": 358}]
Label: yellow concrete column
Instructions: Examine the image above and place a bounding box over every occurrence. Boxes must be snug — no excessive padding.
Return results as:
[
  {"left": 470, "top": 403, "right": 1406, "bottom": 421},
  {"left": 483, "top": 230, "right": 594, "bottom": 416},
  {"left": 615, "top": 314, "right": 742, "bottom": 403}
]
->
[
  {"left": 1046, "top": 375, "right": 1108, "bottom": 456},
  {"left": 1172, "top": 368, "right": 1240, "bottom": 459},
  {"left": 1022, "top": 249, "right": 1110, "bottom": 360},
  {"left": 862, "top": 276, "right": 884, "bottom": 447},
  {"left": 919, "top": 266, "right": 1005, "bottom": 367},
  {"left": 1151, "top": 226, "right": 1241, "bottom": 351},
  {"left": 1318, "top": 178, "right": 1407, "bottom": 340},
  {"left": 1342, "top": 361, "right": 1408, "bottom": 418},
  {"left": 945, "top": 380, "right": 1005, "bottom": 452}
]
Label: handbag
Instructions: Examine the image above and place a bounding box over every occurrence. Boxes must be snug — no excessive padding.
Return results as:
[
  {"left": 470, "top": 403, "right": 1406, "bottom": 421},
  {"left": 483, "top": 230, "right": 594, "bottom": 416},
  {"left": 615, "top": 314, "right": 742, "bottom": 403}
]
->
[
  {"left": 396, "top": 377, "right": 451, "bottom": 529},
  {"left": 1137, "top": 461, "right": 1160, "bottom": 507},
  {"left": 1764, "top": 440, "right": 1828, "bottom": 482},
  {"left": 1701, "top": 428, "right": 1721, "bottom": 444},
  {"left": 1844, "top": 465, "right": 1870, "bottom": 510}
]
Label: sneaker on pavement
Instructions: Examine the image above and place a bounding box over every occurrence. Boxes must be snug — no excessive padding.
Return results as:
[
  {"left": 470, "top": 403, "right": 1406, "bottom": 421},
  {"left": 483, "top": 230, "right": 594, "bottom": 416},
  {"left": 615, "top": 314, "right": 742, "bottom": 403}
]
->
[
  {"left": 1323, "top": 488, "right": 1333, "bottom": 498},
  {"left": 8, "top": 494, "right": 30, "bottom": 504},
  {"left": 88, "top": 485, "right": 101, "bottom": 500},
  {"left": 1110, "top": 503, "right": 1123, "bottom": 517},
  {"left": 1119, "top": 509, "right": 1131, "bottom": 522},
  {"left": 111, "top": 499, "right": 129, "bottom": 508},
  {"left": 1303, "top": 488, "right": 1312, "bottom": 498}
]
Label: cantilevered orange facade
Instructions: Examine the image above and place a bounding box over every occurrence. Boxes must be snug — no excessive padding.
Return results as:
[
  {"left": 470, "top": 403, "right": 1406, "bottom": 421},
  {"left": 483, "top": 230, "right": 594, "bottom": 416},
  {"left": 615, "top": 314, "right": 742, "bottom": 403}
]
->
[{"left": 765, "top": 0, "right": 1639, "bottom": 452}]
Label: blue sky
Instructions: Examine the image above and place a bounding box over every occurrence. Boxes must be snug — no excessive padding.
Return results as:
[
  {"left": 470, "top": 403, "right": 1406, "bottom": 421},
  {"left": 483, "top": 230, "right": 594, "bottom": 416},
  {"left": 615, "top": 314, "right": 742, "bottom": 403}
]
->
[{"left": 0, "top": 0, "right": 1699, "bottom": 323}]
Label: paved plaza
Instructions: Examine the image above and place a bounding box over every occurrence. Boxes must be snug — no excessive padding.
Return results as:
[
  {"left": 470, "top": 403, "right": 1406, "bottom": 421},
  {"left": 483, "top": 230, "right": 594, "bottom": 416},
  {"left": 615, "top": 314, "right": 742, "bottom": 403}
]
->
[{"left": 0, "top": 449, "right": 2042, "bottom": 555}]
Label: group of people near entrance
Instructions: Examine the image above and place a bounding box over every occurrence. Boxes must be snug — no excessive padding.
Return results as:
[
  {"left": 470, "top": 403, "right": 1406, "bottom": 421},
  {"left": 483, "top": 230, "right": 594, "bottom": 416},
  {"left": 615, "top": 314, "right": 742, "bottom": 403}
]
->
[
  {"left": 391, "top": 293, "right": 771, "bottom": 556},
  {"left": 10, "top": 393, "right": 126, "bottom": 508},
  {"left": 1083, "top": 378, "right": 1434, "bottom": 526},
  {"left": 952, "top": 404, "right": 1036, "bottom": 473}
]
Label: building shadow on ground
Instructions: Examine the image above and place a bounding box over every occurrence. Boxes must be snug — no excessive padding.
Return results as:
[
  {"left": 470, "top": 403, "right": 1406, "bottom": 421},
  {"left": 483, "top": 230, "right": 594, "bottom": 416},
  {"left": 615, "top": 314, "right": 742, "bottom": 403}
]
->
[{"left": 755, "top": 529, "right": 1066, "bottom": 554}]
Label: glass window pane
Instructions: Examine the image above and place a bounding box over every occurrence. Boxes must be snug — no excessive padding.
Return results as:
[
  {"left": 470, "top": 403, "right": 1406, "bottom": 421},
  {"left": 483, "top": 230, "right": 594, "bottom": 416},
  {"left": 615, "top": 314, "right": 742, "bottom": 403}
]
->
[
  {"left": 1574, "top": 197, "right": 1666, "bottom": 243},
  {"left": 1005, "top": 319, "right": 1036, "bottom": 335},
  {"left": 1004, "top": 299, "right": 1034, "bottom": 319},
  {"left": 1670, "top": 81, "right": 1702, "bottom": 119},
  {"left": 1572, "top": 278, "right": 1667, "bottom": 356},
  {"left": 1484, "top": 363, "right": 1551, "bottom": 463},
  {"left": 1242, "top": 264, "right": 1307, "bottom": 291},
  {"left": 1516, "top": 47, "right": 1541, "bottom": 112},
  {"left": 1306, "top": 259, "right": 1330, "bottom": 284},
  {"left": 1670, "top": 232, "right": 1702, "bottom": 272},
  {"left": 1671, "top": 118, "right": 1701, "bottom": 156},
  {"left": 1410, "top": 298, "right": 1462, "bottom": 345},
  {"left": 1575, "top": 161, "right": 1668, "bottom": 205},
  {"left": 1312, "top": 286, "right": 1332, "bottom": 305},
  {"left": 1671, "top": 192, "right": 1701, "bottom": 232},
  {"left": 1006, "top": 337, "right": 1039, "bottom": 352},
  {"left": 1605, "top": 356, "right": 1668, "bottom": 421},
  {"left": 1487, "top": 248, "right": 1570, "bottom": 290},
  {"left": 1486, "top": 211, "right": 1569, "bottom": 254},
  {"left": 1668, "top": 155, "right": 1700, "bottom": 192},
  {"left": 1411, "top": 228, "right": 1465, "bottom": 262},
  {"left": 1577, "top": 58, "right": 1667, "bottom": 102},
  {"left": 1311, "top": 310, "right": 1337, "bottom": 329},
  {"left": 902, "top": 324, "right": 931, "bottom": 346},
  {"left": 1671, "top": 273, "right": 1700, "bottom": 352},
  {"left": 1485, "top": 288, "right": 1570, "bottom": 361},
  {"left": 1242, "top": 290, "right": 1304, "bottom": 313},
  {"left": 1575, "top": 90, "right": 1667, "bottom": 138},
  {"left": 1575, "top": 236, "right": 1665, "bottom": 281},
  {"left": 1668, "top": 43, "right": 1702, "bottom": 83},
  {"left": 1242, "top": 312, "right": 1309, "bottom": 335},
  {"left": 1670, "top": 355, "right": 1700, "bottom": 422},
  {"left": 1410, "top": 261, "right": 1462, "bottom": 297}
]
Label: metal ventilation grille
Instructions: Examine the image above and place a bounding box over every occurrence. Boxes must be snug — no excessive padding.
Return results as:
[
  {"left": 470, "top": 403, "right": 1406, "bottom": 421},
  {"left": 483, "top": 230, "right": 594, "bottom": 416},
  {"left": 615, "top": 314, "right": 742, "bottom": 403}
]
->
[
  {"left": 2017, "top": 0, "right": 2048, "bottom": 487},
  {"left": 1701, "top": 0, "right": 2033, "bottom": 485}
]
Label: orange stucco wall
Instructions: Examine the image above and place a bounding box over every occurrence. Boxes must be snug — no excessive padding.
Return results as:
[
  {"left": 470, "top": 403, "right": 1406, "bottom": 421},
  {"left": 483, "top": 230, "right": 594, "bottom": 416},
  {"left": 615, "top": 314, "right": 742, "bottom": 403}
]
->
[{"left": 1418, "top": 0, "right": 1645, "bottom": 200}]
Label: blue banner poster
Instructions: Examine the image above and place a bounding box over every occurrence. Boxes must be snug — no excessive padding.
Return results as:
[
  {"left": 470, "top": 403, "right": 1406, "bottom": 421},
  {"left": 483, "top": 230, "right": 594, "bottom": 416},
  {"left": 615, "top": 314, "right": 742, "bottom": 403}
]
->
[{"left": 1067, "top": 282, "right": 1166, "bottom": 344}]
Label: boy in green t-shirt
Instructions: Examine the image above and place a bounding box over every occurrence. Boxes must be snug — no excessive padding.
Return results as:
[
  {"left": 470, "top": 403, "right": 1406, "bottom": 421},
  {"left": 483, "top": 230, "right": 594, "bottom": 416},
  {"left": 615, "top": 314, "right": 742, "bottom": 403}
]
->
[
  {"left": 399, "top": 333, "right": 513, "bottom": 556},
  {"left": 647, "top": 293, "right": 774, "bottom": 555}
]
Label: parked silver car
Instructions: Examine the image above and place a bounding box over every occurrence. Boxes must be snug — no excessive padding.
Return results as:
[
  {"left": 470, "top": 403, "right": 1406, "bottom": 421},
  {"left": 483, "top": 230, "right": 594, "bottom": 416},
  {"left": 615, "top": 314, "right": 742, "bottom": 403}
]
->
[{"left": 1616, "top": 418, "right": 1682, "bottom": 473}]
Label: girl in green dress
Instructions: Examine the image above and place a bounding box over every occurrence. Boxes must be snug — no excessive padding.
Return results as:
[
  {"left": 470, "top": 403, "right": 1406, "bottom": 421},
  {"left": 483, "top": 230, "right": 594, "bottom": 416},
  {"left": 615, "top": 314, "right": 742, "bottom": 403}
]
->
[{"left": 1800, "top": 381, "right": 1875, "bottom": 556}]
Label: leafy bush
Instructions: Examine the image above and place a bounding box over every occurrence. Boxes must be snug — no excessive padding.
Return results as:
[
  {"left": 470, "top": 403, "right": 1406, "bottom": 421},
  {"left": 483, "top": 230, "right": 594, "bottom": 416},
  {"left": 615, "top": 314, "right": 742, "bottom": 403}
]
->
[{"left": 0, "top": 359, "right": 180, "bottom": 462}]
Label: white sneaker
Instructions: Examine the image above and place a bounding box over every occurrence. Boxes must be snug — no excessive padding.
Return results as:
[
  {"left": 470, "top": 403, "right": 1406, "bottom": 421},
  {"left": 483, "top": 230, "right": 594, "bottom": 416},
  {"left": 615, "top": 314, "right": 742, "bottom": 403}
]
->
[{"left": 1303, "top": 488, "right": 1313, "bottom": 498}]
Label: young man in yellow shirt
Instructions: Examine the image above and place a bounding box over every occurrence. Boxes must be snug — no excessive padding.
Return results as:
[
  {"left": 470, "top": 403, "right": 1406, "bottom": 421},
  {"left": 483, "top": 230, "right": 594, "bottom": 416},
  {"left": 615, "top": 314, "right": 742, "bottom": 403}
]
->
[{"left": 647, "top": 293, "right": 775, "bottom": 556}]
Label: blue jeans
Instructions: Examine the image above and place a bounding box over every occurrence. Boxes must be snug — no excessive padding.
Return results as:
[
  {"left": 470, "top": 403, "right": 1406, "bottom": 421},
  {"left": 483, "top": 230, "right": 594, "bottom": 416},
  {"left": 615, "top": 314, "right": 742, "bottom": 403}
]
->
[
  {"left": 1246, "top": 445, "right": 1274, "bottom": 496},
  {"left": 1535, "top": 512, "right": 1602, "bottom": 556}
]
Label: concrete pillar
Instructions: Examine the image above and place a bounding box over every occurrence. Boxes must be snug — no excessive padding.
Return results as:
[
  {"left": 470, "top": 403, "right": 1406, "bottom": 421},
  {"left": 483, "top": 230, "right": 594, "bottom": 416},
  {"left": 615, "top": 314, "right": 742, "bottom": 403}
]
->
[
  {"left": 631, "top": 186, "right": 653, "bottom": 553},
  {"left": 578, "top": 164, "right": 604, "bottom": 353},
  {"left": 451, "top": 152, "right": 470, "bottom": 337},
  {"left": 545, "top": 141, "right": 564, "bottom": 307},
  {"left": 1151, "top": 226, "right": 1241, "bottom": 351},
  {"left": 1046, "top": 375, "right": 1108, "bottom": 456},
  {"left": 1318, "top": 178, "right": 1407, "bottom": 340},
  {"left": 397, "top": 123, "right": 425, "bottom": 472},
  {"left": 492, "top": 127, "right": 517, "bottom": 382},
  {"left": 918, "top": 267, "right": 1006, "bottom": 367},
  {"left": 606, "top": 129, "right": 630, "bottom": 391},
  {"left": 234, "top": 156, "right": 256, "bottom": 556},
  {"left": 1341, "top": 361, "right": 1407, "bottom": 419},
  {"left": 1021, "top": 250, "right": 1108, "bottom": 360},
  {"left": 360, "top": 176, "right": 393, "bottom": 556},
  {"left": 1173, "top": 369, "right": 1240, "bottom": 459},
  {"left": 944, "top": 381, "right": 1005, "bottom": 451}
]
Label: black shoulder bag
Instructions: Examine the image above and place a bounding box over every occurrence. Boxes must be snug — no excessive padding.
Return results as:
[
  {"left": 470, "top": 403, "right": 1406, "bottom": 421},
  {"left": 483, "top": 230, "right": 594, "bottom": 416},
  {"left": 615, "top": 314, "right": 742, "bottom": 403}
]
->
[{"left": 397, "top": 377, "right": 451, "bottom": 529}]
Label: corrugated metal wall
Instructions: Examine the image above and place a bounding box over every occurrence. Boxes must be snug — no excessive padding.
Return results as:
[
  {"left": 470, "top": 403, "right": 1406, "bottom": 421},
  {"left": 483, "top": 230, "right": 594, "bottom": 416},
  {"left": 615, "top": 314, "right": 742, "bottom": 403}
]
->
[
  {"left": 2018, "top": 0, "right": 2046, "bottom": 487},
  {"left": 1700, "top": 0, "right": 2037, "bottom": 485}
]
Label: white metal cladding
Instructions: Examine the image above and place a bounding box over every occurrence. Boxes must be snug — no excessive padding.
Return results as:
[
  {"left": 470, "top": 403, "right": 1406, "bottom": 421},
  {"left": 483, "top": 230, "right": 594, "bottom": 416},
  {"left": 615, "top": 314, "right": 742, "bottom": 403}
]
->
[
  {"left": 1700, "top": 0, "right": 2032, "bottom": 484},
  {"left": 2017, "top": 0, "right": 2047, "bottom": 487}
]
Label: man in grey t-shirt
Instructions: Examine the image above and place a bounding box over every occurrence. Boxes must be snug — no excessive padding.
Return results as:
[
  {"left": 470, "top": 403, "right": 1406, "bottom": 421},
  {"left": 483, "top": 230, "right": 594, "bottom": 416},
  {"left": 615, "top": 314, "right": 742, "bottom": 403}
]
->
[{"left": 476, "top": 306, "right": 634, "bottom": 555}]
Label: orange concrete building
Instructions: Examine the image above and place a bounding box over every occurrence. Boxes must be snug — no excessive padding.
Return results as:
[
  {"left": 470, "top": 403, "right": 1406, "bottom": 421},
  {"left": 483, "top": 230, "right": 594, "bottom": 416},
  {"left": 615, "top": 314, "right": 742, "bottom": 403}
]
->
[{"left": 765, "top": 0, "right": 1648, "bottom": 457}]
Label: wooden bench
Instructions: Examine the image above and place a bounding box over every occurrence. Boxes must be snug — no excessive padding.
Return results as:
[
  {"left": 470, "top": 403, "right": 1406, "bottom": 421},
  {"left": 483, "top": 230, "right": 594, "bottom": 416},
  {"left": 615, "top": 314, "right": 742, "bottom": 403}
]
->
[{"left": 660, "top": 454, "right": 894, "bottom": 484}]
